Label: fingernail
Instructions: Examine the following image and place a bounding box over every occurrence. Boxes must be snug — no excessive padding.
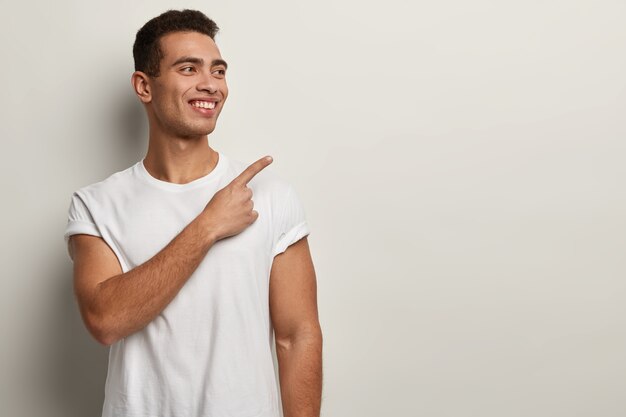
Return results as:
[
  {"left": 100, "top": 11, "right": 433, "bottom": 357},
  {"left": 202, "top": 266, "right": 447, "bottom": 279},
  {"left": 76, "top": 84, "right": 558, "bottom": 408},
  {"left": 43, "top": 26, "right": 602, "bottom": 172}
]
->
[{"left": 266, "top": 156, "right": 273, "bottom": 162}]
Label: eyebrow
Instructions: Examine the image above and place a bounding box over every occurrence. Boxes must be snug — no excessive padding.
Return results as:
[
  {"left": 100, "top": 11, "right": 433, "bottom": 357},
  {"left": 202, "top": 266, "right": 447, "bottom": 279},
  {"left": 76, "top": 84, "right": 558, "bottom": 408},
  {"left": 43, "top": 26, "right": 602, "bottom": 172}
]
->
[{"left": 171, "top": 56, "right": 228, "bottom": 70}]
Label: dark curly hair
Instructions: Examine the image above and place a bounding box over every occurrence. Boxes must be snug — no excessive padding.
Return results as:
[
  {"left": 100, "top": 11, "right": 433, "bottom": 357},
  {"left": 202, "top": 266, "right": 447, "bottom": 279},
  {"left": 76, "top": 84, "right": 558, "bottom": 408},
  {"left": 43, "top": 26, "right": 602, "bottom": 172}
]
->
[{"left": 133, "top": 9, "right": 219, "bottom": 77}]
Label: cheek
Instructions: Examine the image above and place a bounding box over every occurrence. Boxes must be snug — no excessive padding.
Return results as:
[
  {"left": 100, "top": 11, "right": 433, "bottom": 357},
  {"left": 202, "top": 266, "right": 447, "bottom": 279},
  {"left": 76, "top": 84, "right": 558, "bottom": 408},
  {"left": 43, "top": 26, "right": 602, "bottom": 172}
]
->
[{"left": 152, "top": 92, "right": 183, "bottom": 118}]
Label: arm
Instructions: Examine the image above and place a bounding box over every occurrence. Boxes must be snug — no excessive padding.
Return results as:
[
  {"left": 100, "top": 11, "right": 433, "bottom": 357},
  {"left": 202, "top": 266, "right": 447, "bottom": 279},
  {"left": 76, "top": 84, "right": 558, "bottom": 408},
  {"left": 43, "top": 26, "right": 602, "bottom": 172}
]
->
[
  {"left": 270, "top": 236, "right": 323, "bottom": 417},
  {"left": 70, "top": 156, "right": 273, "bottom": 346},
  {"left": 70, "top": 213, "right": 215, "bottom": 346}
]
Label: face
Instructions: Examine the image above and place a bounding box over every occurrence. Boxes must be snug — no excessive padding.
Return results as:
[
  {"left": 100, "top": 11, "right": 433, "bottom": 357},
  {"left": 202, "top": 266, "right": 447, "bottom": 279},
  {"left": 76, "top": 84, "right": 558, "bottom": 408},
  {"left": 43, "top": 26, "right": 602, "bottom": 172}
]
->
[{"left": 137, "top": 31, "right": 229, "bottom": 139}]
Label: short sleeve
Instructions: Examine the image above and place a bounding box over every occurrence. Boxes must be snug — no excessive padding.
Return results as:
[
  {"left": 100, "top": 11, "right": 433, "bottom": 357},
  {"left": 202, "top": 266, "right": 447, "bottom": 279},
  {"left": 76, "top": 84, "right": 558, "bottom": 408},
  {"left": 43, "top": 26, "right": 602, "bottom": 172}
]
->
[
  {"left": 63, "top": 192, "right": 101, "bottom": 257},
  {"left": 271, "top": 185, "right": 310, "bottom": 258}
]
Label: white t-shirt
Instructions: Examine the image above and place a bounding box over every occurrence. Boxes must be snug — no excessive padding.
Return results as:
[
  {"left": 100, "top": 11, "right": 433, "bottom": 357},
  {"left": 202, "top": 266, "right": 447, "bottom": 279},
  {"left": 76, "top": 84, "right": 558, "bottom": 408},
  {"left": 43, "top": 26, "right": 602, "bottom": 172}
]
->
[{"left": 63, "top": 151, "right": 310, "bottom": 417}]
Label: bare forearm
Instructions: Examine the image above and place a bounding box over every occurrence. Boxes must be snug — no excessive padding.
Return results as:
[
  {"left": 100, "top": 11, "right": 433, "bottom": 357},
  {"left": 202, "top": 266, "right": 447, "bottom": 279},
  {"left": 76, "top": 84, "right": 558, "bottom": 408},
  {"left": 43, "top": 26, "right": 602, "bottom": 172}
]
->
[
  {"left": 276, "top": 329, "right": 323, "bottom": 417},
  {"left": 91, "top": 213, "right": 216, "bottom": 344},
  {"left": 78, "top": 157, "right": 274, "bottom": 345}
]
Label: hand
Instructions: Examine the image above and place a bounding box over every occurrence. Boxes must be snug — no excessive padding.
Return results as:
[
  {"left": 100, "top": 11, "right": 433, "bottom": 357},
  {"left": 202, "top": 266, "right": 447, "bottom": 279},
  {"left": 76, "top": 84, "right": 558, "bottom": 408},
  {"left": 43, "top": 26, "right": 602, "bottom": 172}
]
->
[{"left": 202, "top": 155, "right": 273, "bottom": 241}]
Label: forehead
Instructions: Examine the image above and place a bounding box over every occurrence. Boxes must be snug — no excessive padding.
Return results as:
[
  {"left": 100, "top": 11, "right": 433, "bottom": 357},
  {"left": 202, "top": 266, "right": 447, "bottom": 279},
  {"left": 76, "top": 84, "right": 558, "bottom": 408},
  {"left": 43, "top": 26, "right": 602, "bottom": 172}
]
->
[{"left": 159, "top": 31, "right": 222, "bottom": 63}]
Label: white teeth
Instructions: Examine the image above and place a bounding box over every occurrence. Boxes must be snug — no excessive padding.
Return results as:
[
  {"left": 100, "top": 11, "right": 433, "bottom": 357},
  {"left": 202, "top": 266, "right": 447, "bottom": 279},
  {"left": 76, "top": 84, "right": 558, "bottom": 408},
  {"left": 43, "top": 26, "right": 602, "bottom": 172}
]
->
[{"left": 192, "top": 101, "right": 216, "bottom": 109}]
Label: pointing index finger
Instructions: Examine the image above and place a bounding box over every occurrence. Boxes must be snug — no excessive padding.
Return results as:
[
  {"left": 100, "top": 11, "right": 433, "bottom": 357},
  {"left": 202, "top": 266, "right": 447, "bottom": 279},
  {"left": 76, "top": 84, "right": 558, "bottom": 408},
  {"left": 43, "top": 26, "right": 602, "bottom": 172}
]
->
[{"left": 234, "top": 156, "right": 273, "bottom": 186}]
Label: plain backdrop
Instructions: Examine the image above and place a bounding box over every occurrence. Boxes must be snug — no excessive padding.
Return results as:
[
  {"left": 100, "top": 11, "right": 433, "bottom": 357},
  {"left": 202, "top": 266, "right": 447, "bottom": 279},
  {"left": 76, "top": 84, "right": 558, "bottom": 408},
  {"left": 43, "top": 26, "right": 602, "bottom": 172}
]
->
[{"left": 1, "top": 0, "right": 625, "bottom": 416}]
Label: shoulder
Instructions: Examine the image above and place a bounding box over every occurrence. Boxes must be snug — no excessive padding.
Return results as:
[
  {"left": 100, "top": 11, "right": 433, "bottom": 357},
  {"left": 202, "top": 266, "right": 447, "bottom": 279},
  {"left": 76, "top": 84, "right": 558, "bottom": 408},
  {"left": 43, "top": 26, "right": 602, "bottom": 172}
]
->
[{"left": 72, "top": 162, "right": 139, "bottom": 203}]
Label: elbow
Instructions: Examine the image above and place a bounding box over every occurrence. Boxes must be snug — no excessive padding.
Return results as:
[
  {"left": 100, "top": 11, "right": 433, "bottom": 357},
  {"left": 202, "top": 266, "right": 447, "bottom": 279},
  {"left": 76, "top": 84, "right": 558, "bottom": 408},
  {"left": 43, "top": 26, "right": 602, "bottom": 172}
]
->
[
  {"left": 76, "top": 285, "right": 122, "bottom": 346},
  {"left": 83, "top": 310, "right": 120, "bottom": 346},
  {"left": 276, "top": 324, "right": 323, "bottom": 353},
  {"left": 94, "top": 331, "right": 118, "bottom": 347}
]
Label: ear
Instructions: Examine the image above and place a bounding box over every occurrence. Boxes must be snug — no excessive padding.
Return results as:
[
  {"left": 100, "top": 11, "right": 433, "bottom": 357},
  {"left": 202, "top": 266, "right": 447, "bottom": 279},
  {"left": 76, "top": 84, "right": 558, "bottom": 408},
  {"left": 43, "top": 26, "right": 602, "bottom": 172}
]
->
[{"left": 131, "top": 71, "right": 152, "bottom": 103}]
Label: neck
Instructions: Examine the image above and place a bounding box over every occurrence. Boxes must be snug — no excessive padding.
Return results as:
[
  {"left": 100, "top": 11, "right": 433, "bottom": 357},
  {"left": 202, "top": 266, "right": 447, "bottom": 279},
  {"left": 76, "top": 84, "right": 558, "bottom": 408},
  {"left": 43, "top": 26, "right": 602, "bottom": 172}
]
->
[{"left": 142, "top": 130, "right": 219, "bottom": 184}]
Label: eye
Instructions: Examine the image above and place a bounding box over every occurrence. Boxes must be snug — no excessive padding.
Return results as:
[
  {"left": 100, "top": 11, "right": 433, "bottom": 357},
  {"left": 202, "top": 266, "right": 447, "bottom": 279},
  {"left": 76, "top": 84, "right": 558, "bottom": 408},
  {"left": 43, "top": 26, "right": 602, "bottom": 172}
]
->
[
  {"left": 180, "top": 66, "right": 194, "bottom": 73},
  {"left": 213, "top": 68, "right": 227, "bottom": 77}
]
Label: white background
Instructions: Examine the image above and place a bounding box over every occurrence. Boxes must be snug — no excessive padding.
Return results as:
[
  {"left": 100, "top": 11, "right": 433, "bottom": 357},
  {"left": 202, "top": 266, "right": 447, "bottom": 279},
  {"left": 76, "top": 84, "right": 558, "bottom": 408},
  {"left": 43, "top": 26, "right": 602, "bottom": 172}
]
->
[{"left": 1, "top": 0, "right": 625, "bottom": 416}]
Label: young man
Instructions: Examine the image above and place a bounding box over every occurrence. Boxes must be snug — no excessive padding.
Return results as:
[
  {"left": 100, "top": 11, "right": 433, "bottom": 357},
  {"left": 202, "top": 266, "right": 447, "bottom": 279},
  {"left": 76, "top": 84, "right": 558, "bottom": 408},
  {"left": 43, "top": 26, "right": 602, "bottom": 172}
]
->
[{"left": 63, "top": 9, "right": 322, "bottom": 417}]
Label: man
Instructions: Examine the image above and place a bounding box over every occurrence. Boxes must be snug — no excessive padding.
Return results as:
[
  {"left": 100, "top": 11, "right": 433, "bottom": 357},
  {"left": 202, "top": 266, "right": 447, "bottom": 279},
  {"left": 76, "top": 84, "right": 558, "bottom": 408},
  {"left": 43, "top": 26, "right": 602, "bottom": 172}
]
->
[{"left": 63, "top": 9, "right": 322, "bottom": 417}]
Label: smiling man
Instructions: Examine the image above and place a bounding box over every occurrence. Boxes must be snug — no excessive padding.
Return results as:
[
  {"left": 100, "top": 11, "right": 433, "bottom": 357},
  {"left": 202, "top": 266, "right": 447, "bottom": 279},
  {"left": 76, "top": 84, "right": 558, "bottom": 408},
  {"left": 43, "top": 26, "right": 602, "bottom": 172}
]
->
[{"left": 63, "top": 9, "right": 322, "bottom": 417}]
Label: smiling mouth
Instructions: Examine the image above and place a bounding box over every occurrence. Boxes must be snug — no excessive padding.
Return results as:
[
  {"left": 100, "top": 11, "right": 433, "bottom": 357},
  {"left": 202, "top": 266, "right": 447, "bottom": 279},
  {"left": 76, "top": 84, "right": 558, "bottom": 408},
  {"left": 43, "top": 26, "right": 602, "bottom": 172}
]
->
[{"left": 190, "top": 100, "right": 217, "bottom": 110}]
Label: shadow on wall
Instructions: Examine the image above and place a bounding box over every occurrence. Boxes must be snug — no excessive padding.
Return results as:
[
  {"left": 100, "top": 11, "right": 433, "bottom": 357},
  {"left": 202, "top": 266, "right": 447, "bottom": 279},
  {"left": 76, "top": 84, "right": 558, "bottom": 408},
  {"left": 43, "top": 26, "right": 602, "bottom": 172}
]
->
[
  {"left": 47, "top": 90, "right": 147, "bottom": 415},
  {"left": 112, "top": 91, "right": 148, "bottom": 166},
  {"left": 48, "top": 261, "right": 108, "bottom": 416}
]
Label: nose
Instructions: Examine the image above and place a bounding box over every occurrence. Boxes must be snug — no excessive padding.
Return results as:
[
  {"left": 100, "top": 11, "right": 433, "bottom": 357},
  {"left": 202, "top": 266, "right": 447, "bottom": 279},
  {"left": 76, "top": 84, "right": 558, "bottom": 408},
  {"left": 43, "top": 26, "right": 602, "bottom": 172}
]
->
[{"left": 196, "top": 70, "right": 218, "bottom": 94}]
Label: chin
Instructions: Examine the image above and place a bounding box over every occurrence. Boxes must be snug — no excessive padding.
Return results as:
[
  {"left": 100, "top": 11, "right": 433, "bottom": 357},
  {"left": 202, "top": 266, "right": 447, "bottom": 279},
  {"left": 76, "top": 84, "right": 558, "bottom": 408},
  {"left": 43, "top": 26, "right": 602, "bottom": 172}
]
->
[
  {"left": 197, "top": 120, "right": 218, "bottom": 134},
  {"left": 179, "top": 123, "right": 217, "bottom": 138},
  {"left": 200, "top": 126, "right": 216, "bottom": 136}
]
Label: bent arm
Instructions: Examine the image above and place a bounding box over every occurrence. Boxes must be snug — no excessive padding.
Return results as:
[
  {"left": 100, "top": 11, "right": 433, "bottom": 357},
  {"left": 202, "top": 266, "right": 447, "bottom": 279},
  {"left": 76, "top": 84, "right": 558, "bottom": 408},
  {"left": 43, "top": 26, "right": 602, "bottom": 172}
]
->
[
  {"left": 69, "top": 155, "right": 274, "bottom": 346},
  {"left": 270, "top": 236, "right": 323, "bottom": 417},
  {"left": 71, "top": 213, "right": 217, "bottom": 346}
]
